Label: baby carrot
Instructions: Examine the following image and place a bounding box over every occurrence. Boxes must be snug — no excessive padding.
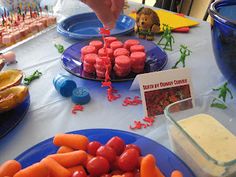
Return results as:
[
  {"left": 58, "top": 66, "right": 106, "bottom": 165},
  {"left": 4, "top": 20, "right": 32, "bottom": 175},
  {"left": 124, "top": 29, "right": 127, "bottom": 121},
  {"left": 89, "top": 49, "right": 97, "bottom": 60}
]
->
[
  {"left": 53, "top": 134, "right": 89, "bottom": 150},
  {"left": 47, "top": 150, "right": 87, "bottom": 168},
  {"left": 0, "top": 160, "right": 21, "bottom": 177},
  {"left": 140, "top": 154, "right": 165, "bottom": 177},
  {"left": 67, "top": 165, "right": 86, "bottom": 175},
  {"left": 57, "top": 146, "right": 74, "bottom": 154},
  {"left": 171, "top": 170, "right": 183, "bottom": 177},
  {"left": 13, "top": 162, "right": 49, "bottom": 177},
  {"left": 41, "top": 157, "right": 71, "bottom": 177}
]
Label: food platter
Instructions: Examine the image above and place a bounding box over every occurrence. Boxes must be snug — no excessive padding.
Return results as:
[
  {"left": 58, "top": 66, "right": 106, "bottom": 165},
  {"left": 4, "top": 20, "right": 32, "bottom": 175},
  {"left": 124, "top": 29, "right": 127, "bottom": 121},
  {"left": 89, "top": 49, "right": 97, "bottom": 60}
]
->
[
  {"left": 61, "top": 36, "right": 168, "bottom": 82},
  {"left": 15, "top": 129, "right": 195, "bottom": 177}
]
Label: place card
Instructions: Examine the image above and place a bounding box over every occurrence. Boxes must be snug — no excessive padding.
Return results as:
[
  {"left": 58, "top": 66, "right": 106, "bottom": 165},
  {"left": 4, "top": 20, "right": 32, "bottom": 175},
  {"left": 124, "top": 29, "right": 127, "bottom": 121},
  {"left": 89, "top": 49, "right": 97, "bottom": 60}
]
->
[{"left": 131, "top": 68, "right": 194, "bottom": 117}]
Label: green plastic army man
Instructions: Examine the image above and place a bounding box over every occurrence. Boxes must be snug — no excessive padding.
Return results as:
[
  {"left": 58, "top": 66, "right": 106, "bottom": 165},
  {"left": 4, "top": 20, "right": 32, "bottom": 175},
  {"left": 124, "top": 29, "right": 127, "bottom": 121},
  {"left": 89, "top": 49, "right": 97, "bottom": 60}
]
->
[
  {"left": 158, "top": 24, "right": 175, "bottom": 51},
  {"left": 211, "top": 82, "right": 233, "bottom": 109},
  {"left": 172, "top": 45, "right": 191, "bottom": 68}
]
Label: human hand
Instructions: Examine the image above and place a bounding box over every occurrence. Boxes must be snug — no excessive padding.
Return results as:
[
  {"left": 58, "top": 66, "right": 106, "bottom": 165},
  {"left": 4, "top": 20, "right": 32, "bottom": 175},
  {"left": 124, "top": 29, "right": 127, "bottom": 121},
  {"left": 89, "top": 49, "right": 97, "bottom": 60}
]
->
[{"left": 81, "top": 0, "right": 125, "bottom": 29}]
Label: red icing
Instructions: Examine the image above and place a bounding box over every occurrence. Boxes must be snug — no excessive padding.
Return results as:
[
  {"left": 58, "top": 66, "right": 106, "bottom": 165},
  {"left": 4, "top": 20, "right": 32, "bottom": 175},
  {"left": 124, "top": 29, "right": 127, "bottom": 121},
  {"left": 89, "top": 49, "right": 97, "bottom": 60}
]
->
[
  {"left": 129, "top": 116, "right": 157, "bottom": 130},
  {"left": 72, "top": 105, "right": 84, "bottom": 115},
  {"left": 122, "top": 96, "right": 142, "bottom": 106}
]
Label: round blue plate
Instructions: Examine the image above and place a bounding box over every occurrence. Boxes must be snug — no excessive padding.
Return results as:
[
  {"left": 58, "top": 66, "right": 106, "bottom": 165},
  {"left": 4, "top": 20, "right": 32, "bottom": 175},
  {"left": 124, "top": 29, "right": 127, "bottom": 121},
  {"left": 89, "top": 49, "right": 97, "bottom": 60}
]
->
[
  {"left": 61, "top": 36, "right": 168, "bottom": 82},
  {"left": 0, "top": 95, "right": 30, "bottom": 139},
  {"left": 15, "top": 129, "right": 195, "bottom": 177},
  {"left": 57, "top": 13, "right": 135, "bottom": 39}
]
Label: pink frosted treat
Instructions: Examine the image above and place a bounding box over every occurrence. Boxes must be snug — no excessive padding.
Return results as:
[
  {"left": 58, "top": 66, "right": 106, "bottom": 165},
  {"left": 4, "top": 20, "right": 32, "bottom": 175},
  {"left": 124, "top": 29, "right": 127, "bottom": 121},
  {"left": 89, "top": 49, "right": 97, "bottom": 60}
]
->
[
  {"left": 84, "top": 53, "right": 98, "bottom": 65},
  {"left": 124, "top": 39, "right": 140, "bottom": 50},
  {"left": 2, "top": 34, "right": 15, "bottom": 45},
  {"left": 130, "top": 52, "right": 146, "bottom": 66},
  {"left": 83, "top": 62, "right": 96, "bottom": 73},
  {"left": 89, "top": 40, "right": 103, "bottom": 51},
  {"left": 12, "top": 31, "right": 21, "bottom": 42},
  {"left": 115, "top": 55, "right": 131, "bottom": 69},
  {"left": 36, "top": 22, "right": 45, "bottom": 31},
  {"left": 83, "top": 53, "right": 98, "bottom": 73},
  {"left": 47, "top": 16, "right": 57, "bottom": 25},
  {"left": 113, "top": 48, "right": 130, "bottom": 58},
  {"left": 81, "top": 45, "right": 96, "bottom": 62},
  {"left": 29, "top": 23, "right": 38, "bottom": 33},
  {"left": 114, "top": 55, "right": 132, "bottom": 77},
  {"left": 39, "top": 18, "right": 48, "bottom": 27},
  {"left": 110, "top": 41, "right": 123, "bottom": 51},
  {"left": 104, "top": 36, "right": 117, "bottom": 47},
  {"left": 130, "top": 52, "right": 147, "bottom": 74},
  {"left": 98, "top": 48, "right": 113, "bottom": 59},
  {"left": 130, "top": 45, "right": 145, "bottom": 53}
]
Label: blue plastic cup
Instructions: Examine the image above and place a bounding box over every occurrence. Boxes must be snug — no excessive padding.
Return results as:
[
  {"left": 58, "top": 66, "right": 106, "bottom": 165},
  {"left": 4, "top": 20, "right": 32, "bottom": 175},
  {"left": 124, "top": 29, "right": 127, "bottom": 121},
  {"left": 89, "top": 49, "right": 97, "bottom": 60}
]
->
[{"left": 53, "top": 74, "right": 77, "bottom": 97}]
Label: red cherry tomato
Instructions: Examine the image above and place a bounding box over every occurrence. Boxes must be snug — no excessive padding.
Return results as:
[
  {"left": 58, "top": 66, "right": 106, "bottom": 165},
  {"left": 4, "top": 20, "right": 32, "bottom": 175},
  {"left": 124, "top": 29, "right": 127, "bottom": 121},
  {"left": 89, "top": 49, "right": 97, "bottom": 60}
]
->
[
  {"left": 72, "top": 171, "right": 87, "bottom": 177},
  {"left": 86, "top": 156, "right": 110, "bottom": 176},
  {"left": 87, "top": 141, "right": 102, "bottom": 156},
  {"left": 123, "top": 172, "right": 135, "bottom": 177},
  {"left": 118, "top": 148, "right": 139, "bottom": 172},
  {"left": 96, "top": 145, "right": 116, "bottom": 163},
  {"left": 125, "top": 144, "right": 141, "bottom": 155},
  {"left": 106, "top": 136, "right": 125, "bottom": 155},
  {"left": 110, "top": 156, "right": 120, "bottom": 171}
]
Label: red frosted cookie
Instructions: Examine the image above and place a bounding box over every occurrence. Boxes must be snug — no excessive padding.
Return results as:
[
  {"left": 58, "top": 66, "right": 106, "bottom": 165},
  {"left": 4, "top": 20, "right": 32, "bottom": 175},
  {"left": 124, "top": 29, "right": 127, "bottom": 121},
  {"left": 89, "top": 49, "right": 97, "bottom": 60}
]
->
[
  {"left": 96, "top": 70, "right": 106, "bottom": 78},
  {"left": 83, "top": 62, "right": 96, "bottom": 73},
  {"left": 81, "top": 45, "right": 96, "bottom": 55},
  {"left": 98, "top": 48, "right": 114, "bottom": 59},
  {"left": 89, "top": 40, "right": 103, "bottom": 51},
  {"left": 95, "top": 64, "right": 106, "bottom": 72},
  {"left": 84, "top": 53, "right": 98, "bottom": 65},
  {"left": 124, "top": 39, "right": 140, "bottom": 50},
  {"left": 114, "top": 64, "right": 131, "bottom": 73},
  {"left": 130, "top": 52, "right": 146, "bottom": 65},
  {"left": 131, "top": 65, "right": 145, "bottom": 74},
  {"left": 81, "top": 45, "right": 96, "bottom": 62},
  {"left": 113, "top": 48, "right": 130, "bottom": 57},
  {"left": 96, "top": 56, "right": 111, "bottom": 65},
  {"left": 105, "top": 36, "right": 117, "bottom": 47},
  {"left": 115, "top": 55, "right": 131, "bottom": 68},
  {"left": 110, "top": 41, "right": 123, "bottom": 50},
  {"left": 130, "top": 45, "right": 145, "bottom": 53},
  {"left": 115, "top": 70, "right": 130, "bottom": 77}
]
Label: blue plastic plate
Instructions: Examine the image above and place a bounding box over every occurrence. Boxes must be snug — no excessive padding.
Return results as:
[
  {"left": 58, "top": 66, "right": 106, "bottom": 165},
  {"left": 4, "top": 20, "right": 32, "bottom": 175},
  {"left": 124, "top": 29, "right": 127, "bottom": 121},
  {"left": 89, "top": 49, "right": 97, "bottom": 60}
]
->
[
  {"left": 0, "top": 95, "right": 30, "bottom": 138},
  {"left": 15, "top": 129, "right": 195, "bottom": 177},
  {"left": 61, "top": 36, "right": 168, "bottom": 82},
  {"left": 57, "top": 13, "right": 135, "bottom": 39}
]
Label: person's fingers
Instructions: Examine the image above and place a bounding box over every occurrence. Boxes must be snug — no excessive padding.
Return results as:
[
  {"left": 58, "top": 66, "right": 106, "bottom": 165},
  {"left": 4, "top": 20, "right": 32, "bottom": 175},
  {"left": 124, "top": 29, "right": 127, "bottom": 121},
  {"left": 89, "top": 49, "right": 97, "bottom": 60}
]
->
[
  {"left": 111, "top": 0, "right": 125, "bottom": 20},
  {"left": 83, "top": 0, "right": 116, "bottom": 29}
]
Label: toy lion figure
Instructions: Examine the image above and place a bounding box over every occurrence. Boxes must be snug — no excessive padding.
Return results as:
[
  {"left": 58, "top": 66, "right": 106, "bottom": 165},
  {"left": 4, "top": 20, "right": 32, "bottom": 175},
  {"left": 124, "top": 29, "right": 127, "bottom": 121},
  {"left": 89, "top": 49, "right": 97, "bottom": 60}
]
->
[{"left": 135, "top": 7, "right": 160, "bottom": 40}]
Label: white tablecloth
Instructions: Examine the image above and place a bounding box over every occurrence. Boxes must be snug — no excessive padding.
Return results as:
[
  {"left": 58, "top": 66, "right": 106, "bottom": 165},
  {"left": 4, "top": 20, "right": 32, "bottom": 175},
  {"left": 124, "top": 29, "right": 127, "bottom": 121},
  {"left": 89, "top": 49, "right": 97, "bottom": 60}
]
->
[{"left": 0, "top": 2, "right": 234, "bottom": 163}]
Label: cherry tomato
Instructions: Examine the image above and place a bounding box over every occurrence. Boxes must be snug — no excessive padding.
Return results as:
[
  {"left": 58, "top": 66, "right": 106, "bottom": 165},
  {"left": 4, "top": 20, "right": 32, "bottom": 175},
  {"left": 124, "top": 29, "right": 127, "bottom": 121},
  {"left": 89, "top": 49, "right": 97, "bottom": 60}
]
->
[
  {"left": 83, "top": 154, "right": 94, "bottom": 166},
  {"left": 106, "top": 136, "right": 125, "bottom": 155},
  {"left": 72, "top": 171, "right": 87, "bottom": 177},
  {"left": 87, "top": 141, "right": 102, "bottom": 156},
  {"left": 110, "top": 156, "right": 120, "bottom": 171},
  {"left": 125, "top": 144, "right": 141, "bottom": 155},
  {"left": 96, "top": 145, "right": 116, "bottom": 163},
  {"left": 118, "top": 149, "right": 139, "bottom": 172},
  {"left": 86, "top": 156, "right": 110, "bottom": 176}
]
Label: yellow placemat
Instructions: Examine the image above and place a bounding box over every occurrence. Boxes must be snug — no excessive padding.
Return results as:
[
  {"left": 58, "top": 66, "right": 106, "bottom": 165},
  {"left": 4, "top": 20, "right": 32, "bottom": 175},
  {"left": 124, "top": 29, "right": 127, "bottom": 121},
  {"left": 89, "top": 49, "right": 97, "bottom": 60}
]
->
[{"left": 129, "top": 9, "right": 199, "bottom": 32}]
